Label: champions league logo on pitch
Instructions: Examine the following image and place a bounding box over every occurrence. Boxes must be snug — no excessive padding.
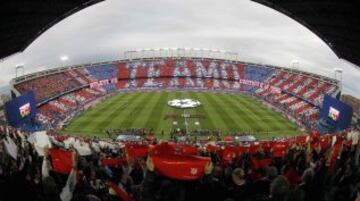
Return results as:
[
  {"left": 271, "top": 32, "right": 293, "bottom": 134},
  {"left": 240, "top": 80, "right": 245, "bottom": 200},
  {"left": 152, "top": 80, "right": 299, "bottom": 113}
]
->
[{"left": 167, "top": 99, "right": 201, "bottom": 109}]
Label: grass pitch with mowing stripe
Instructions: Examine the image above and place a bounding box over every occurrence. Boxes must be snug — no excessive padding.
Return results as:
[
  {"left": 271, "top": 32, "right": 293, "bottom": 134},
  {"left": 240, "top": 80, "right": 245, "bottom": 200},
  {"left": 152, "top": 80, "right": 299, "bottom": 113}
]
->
[{"left": 63, "top": 92, "right": 301, "bottom": 139}]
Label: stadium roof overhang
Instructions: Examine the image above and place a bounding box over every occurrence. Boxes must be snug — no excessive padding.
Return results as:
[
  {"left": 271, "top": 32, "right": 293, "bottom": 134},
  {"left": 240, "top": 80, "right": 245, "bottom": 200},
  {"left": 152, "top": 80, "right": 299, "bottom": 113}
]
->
[
  {"left": 0, "top": 0, "right": 104, "bottom": 60},
  {"left": 252, "top": 0, "right": 360, "bottom": 68},
  {"left": 1, "top": 0, "right": 360, "bottom": 69}
]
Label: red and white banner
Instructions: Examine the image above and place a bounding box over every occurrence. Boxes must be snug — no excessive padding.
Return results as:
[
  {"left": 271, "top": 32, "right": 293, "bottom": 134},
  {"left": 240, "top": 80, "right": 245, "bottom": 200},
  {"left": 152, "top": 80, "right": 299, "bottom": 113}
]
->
[{"left": 239, "top": 79, "right": 281, "bottom": 94}]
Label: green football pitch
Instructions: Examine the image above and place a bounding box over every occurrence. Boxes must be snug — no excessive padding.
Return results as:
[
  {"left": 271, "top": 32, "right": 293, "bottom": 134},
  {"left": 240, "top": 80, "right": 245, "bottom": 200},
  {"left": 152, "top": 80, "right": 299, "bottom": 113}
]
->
[{"left": 63, "top": 92, "right": 301, "bottom": 139}]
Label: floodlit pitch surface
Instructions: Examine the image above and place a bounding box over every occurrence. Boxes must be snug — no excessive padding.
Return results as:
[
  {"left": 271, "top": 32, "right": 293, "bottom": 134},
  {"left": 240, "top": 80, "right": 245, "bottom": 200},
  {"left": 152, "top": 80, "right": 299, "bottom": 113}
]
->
[{"left": 63, "top": 92, "right": 301, "bottom": 139}]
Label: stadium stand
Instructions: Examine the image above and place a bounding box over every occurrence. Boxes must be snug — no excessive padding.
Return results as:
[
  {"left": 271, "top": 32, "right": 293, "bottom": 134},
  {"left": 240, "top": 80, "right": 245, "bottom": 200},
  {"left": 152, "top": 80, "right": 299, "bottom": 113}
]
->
[
  {"left": 85, "top": 65, "right": 117, "bottom": 81},
  {"left": 36, "top": 88, "right": 107, "bottom": 128},
  {"left": 0, "top": 125, "right": 359, "bottom": 201},
  {"left": 15, "top": 72, "right": 82, "bottom": 103},
  {"left": 12, "top": 58, "right": 340, "bottom": 131}
]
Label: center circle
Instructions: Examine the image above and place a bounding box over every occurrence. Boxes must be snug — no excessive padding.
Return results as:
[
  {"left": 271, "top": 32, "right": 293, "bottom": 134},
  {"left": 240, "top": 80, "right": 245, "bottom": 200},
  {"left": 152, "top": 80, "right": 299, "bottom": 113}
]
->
[{"left": 167, "top": 98, "right": 201, "bottom": 109}]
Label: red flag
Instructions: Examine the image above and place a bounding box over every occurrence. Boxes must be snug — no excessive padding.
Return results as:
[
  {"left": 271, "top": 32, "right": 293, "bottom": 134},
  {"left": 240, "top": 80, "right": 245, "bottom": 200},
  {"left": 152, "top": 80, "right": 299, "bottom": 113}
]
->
[
  {"left": 151, "top": 142, "right": 177, "bottom": 156},
  {"left": 180, "top": 145, "right": 198, "bottom": 156},
  {"left": 108, "top": 181, "right": 135, "bottom": 201},
  {"left": 320, "top": 135, "right": 331, "bottom": 151},
  {"left": 152, "top": 155, "right": 210, "bottom": 181},
  {"left": 125, "top": 144, "right": 149, "bottom": 160},
  {"left": 272, "top": 141, "right": 288, "bottom": 158},
  {"left": 49, "top": 149, "right": 72, "bottom": 174},
  {"left": 205, "top": 143, "right": 217, "bottom": 153},
  {"left": 222, "top": 146, "right": 238, "bottom": 161}
]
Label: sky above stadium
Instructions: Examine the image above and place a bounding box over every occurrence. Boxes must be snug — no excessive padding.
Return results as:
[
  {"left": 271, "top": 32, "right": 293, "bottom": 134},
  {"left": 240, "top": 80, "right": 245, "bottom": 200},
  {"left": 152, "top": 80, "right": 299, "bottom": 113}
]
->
[{"left": 0, "top": 0, "right": 359, "bottom": 97}]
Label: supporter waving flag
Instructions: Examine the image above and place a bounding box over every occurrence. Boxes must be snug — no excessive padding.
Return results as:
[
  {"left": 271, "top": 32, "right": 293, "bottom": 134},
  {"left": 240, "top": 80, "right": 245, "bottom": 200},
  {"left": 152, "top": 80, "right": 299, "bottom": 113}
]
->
[
  {"left": 49, "top": 149, "right": 73, "bottom": 174},
  {"left": 125, "top": 143, "right": 149, "bottom": 160},
  {"left": 150, "top": 141, "right": 177, "bottom": 155},
  {"left": 179, "top": 144, "right": 198, "bottom": 156},
  {"left": 151, "top": 155, "right": 211, "bottom": 181}
]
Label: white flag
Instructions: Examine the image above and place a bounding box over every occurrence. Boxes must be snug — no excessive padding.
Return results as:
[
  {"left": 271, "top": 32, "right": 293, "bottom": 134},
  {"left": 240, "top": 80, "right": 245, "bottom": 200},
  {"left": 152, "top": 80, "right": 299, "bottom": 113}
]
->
[{"left": 3, "top": 137, "right": 17, "bottom": 160}]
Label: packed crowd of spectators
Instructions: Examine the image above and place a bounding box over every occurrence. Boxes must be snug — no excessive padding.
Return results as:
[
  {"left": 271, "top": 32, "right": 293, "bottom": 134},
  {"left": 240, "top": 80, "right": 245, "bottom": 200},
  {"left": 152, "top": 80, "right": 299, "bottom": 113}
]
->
[
  {"left": 1, "top": 123, "right": 359, "bottom": 201},
  {"left": 13, "top": 58, "right": 341, "bottom": 132},
  {"left": 15, "top": 73, "right": 82, "bottom": 103},
  {"left": 14, "top": 64, "right": 118, "bottom": 104},
  {"left": 116, "top": 58, "right": 339, "bottom": 130},
  {"left": 37, "top": 88, "right": 105, "bottom": 128},
  {"left": 254, "top": 93, "right": 318, "bottom": 131},
  {"left": 86, "top": 65, "right": 118, "bottom": 81}
]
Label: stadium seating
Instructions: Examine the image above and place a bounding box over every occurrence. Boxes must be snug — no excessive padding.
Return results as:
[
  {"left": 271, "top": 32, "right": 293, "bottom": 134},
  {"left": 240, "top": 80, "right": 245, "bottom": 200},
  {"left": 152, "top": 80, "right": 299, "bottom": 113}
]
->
[
  {"left": 85, "top": 65, "right": 117, "bottom": 80},
  {"left": 13, "top": 57, "right": 340, "bottom": 131},
  {"left": 243, "top": 65, "right": 275, "bottom": 92},
  {"left": 37, "top": 88, "right": 104, "bottom": 127},
  {"left": 15, "top": 72, "right": 82, "bottom": 102}
]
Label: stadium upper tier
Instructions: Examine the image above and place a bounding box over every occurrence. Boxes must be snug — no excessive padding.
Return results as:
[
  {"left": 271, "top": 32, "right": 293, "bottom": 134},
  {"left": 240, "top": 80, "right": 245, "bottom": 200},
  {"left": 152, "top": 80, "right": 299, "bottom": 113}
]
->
[{"left": 11, "top": 57, "right": 340, "bottom": 129}]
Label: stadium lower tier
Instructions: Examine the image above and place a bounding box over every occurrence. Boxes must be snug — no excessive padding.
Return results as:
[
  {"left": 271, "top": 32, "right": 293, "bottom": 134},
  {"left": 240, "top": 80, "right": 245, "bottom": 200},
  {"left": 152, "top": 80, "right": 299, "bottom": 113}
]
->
[{"left": 0, "top": 125, "right": 359, "bottom": 201}]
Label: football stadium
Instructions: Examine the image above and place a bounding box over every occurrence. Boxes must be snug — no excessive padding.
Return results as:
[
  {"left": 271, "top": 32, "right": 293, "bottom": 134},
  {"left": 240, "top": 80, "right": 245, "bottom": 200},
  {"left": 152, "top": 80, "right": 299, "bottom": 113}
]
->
[{"left": 0, "top": 1, "right": 360, "bottom": 201}]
